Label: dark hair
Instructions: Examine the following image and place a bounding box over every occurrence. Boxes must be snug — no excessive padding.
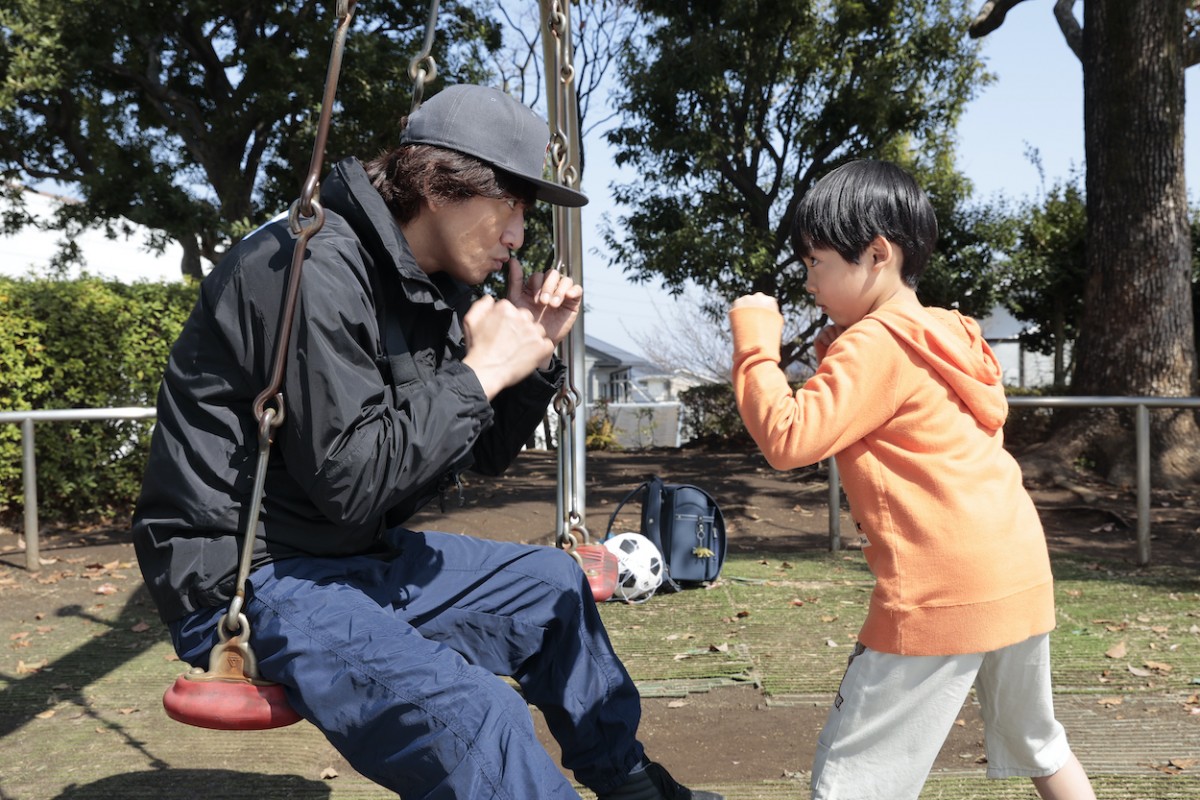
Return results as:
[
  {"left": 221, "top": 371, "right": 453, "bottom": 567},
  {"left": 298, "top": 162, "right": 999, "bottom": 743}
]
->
[
  {"left": 790, "top": 160, "right": 938, "bottom": 288},
  {"left": 363, "top": 144, "right": 538, "bottom": 224}
]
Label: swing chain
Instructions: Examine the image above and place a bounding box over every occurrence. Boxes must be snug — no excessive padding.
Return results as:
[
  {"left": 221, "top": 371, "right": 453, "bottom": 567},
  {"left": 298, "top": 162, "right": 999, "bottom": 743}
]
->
[
  {"left": 543, "top": 4, "right": 578, "bottom": 197},
  {"left": 230, "top": 0, "right": 358, "bottom": 633},
  {"left": 405, "top": 0, "right": 441, "bottom": 123}
]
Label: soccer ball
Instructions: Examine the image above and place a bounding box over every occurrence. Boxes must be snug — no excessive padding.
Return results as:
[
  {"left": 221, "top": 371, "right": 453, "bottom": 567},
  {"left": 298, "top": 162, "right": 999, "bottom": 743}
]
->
[{"left": 603, "top": 532, "right": 665, "bottom": 603}]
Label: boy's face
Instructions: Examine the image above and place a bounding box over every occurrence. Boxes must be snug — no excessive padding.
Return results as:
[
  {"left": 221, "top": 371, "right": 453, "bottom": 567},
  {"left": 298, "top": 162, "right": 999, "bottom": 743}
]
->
[
  {"left": 803, "top": 245, "right": 882, "bottom": 328},
  {"left": 421, "top": 194, "right": 527, "bottom": 285}
]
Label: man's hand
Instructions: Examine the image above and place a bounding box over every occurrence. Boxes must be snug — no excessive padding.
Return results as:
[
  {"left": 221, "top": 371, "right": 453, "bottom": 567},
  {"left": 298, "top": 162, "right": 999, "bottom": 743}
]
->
[
  {"left": 731, "top": 292, "right": 780, "bottom": 314},
  {"left": 461, "top": 293, "right": 557, "bottom": 400},
  {"left": 505, "top": 258, "right": 582, "bottom": 358}
]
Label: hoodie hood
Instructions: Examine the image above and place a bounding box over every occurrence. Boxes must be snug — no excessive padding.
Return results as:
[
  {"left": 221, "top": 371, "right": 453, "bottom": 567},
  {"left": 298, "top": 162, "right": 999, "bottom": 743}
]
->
[{"left": 868, "top": 302, "right": 1008, "bottom": 431}]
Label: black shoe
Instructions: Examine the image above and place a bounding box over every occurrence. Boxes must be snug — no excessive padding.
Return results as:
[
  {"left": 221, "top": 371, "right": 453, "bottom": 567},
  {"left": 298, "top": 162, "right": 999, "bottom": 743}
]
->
[{"left": 596, "top": 760, "right": 724, "bottom": 800}]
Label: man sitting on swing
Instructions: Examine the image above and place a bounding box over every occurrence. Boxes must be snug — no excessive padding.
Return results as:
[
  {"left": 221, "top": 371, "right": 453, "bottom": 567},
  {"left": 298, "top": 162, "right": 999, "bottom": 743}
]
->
[{"left": 132, "top": 84, "right": 721, "bottom": 800}]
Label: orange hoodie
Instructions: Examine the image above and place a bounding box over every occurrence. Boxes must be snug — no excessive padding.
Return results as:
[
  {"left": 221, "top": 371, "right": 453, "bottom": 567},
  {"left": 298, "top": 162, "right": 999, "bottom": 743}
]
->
[{"left": 730, "top": 300, "right": 1055, "bottom": 656}]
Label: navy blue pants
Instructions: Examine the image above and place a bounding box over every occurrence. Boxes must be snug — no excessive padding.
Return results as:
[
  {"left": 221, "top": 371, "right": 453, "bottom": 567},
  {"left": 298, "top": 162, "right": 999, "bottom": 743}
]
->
[{"left": 170, "top": 530, "right": 645, "bottom": 798}]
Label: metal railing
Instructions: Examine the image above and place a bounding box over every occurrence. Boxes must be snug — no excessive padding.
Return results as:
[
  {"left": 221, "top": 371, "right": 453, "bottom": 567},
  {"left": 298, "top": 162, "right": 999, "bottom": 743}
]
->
[
  {"left": 0, "top": 407, "right": 156, "bottom": 570},
  {"left": 826, "top": 395, "right": 1200, "bottom": 567},
  {"left": 3, "top": 396, "right": 1198, "bottom": 571}
]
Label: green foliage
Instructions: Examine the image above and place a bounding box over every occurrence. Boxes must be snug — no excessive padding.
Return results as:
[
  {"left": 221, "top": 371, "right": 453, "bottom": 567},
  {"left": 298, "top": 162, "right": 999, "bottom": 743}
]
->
[
  {"left": 0, "top": 1, "right": 501, "bottom": 277},
  {"left": 585, "top": 400, "right": 621, "bottom": 451},
  {"left": 1000, "top": 171, "right": 1087, "bottom": 390},
  {"left": 0, "top": 277, "right": 197, "bottom": 520},
  {"left": 604, "top": 0, "right": 992, "bottom": 370},
  {"left": 678, "top": 382, "right": 746, "bottom": 445},
  {"left": 917, "top": 169, "right": 1015, "bottom": 319}
]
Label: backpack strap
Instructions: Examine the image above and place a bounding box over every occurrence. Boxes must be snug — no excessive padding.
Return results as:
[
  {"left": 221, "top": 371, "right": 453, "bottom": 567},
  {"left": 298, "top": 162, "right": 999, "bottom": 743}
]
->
[
  {"left": 605, "top": 481, "right": 650, "bottom": 540},
  {"left": 641, "top": 475, "right": 665, "bottom": 547}
]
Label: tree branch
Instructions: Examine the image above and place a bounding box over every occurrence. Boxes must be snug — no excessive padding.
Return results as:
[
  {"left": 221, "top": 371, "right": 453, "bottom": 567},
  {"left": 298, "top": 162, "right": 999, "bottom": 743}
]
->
[
  {"left": 1053, "top": 0, "right": 1083, "bottom": 61},
  {"left": 968, "top": 0, "right": 1030, "bottom": 39}
]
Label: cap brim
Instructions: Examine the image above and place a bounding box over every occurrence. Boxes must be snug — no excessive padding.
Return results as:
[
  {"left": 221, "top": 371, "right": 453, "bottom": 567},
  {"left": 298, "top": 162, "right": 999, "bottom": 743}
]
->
[{"left": 528, "top": 177, "right": 589, "bottom": 208}]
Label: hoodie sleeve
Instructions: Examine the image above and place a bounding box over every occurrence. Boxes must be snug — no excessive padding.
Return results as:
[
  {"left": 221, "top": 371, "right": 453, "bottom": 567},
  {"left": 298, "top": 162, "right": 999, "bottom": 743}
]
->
[{"left": 730, "top": 306, "right": 904, "bottom": 470}]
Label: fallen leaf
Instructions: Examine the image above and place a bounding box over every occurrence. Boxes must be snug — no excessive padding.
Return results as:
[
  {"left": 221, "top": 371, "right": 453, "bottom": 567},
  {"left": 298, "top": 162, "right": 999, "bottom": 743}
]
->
[
  {"left": 1144, "top": 660, "right": 1173, "bottom": 673},
  {"left": 131, "top": 622, "right": 151, "bottom": 633},
  {"left": 35, "top": 709, "right": 56, "bottom": 719},
  {"left": 1128, "top": 665, "right": 1152, "bottom": 678},
  {"left": 1104, "top": 641, "right": 1127, "bottom": 659},
  {"left": 1097, "top": 696, "right": 1123, "bottom": 708},
  {"left": 667, "top": 699, "right": 689, "bottom": 708},
  {"left": 320, "top": 767, "right": 339, "bottom": 780},
  {"left": 94, "top": 583, "right": 118, "bottom": 595}
]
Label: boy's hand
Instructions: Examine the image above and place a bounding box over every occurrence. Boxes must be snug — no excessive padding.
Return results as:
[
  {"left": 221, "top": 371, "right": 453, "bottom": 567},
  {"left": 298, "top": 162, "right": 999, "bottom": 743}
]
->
[
  {"left": 814, "top": 324, "right": 846, "bottom": 361},
  {"left": 731, "top": 292, "right": 779, "bottom": 313}
]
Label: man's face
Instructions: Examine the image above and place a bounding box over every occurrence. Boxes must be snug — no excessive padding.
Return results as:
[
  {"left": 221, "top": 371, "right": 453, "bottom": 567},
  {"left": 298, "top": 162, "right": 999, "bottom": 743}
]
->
[{"left": 423, "top": 194, "right": 527, "bottom": 285}]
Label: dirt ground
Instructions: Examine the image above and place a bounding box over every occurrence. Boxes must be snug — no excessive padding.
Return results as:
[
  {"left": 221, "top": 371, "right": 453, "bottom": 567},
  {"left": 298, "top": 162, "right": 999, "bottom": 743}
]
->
[{"left": 1, "top": 443, "right": 1197, "bottom": 788}]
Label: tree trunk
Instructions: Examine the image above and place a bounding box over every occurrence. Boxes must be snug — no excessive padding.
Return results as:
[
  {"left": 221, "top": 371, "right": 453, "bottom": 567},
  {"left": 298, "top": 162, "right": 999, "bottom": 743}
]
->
[
  {"left": 179, "top": 235, "right": 205, "bottom": 281},
  {"left": 1062, "top": 0, "right": 1200, "bottom": 486}
]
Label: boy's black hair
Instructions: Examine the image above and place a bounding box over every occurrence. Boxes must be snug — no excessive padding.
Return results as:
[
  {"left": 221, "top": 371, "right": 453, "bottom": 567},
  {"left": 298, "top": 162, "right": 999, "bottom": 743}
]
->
[{"left": 791, "top": 160, "right": 938, "bottom": 288}]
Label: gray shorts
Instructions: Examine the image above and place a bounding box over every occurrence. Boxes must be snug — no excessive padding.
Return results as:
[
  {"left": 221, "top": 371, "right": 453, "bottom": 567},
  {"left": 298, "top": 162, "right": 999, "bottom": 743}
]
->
[{"left": 811, "top": 634, "right": 1071, "bottom": 799}]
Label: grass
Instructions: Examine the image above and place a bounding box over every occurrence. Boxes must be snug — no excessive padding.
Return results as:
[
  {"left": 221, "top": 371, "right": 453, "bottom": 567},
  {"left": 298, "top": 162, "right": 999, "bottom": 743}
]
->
[{"left": 599, "top": 551, "right": 1200, "bottom": 697}]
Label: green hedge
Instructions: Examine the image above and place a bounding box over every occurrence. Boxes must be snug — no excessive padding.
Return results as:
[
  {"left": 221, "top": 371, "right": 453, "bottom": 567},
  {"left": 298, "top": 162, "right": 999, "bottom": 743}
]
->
[
  {"left": 679, "top": 382, "right": 747, "bottom": 444},
  {"left": 0, "top": 277, "right": 197, "bottom": 521}
]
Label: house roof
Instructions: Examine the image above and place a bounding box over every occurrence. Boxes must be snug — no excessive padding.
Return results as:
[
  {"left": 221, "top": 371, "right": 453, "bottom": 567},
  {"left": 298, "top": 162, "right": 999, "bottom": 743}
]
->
[{"left": 584, "top": 334, "right": 650, "bottom": 369}]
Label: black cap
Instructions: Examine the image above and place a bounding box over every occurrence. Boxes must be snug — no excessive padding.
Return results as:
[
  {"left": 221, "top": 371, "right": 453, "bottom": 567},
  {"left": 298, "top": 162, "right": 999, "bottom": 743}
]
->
[{"left": 400, "top": 84, "right": 588, "bottom": 208}]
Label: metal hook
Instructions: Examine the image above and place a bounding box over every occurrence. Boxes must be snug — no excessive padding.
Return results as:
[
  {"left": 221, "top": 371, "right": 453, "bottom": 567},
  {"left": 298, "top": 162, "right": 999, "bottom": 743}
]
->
[{"left": 406, "top": 0, "right": 441, "bottom": 121}]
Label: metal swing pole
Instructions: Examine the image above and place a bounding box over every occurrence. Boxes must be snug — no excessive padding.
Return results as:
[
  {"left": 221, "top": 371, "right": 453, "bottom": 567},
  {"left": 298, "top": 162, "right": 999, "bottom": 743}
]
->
[{"left": 540, "top": 0, "right": 589, "bottom": 549}]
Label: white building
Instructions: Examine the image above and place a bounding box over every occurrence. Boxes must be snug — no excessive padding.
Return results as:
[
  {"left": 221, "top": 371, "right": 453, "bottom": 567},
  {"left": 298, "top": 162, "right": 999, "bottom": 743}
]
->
[{"left": 978, "top": 306, "right": 1061, "bottom": 389}]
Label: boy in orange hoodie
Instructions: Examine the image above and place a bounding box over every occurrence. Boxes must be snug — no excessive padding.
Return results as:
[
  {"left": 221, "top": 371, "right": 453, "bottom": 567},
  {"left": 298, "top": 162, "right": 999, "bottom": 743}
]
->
[{"left": 729, "top": 160, "right": 1095, "bottom": 800}]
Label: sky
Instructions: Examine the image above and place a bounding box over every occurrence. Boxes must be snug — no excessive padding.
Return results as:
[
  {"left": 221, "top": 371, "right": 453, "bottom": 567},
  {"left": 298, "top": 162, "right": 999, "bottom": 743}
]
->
[
  {"left": 3, "top": 5, "right": 1198, "bottom": 360},
  {"left": 576, "top": 5, "right": 1200, "bottom": 357}
]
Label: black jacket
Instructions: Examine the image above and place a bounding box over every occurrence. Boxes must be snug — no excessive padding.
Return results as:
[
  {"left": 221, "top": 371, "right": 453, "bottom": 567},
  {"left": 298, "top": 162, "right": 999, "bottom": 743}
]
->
[{"left": 133, "top": 158, "right": 562, "bottom": 623}]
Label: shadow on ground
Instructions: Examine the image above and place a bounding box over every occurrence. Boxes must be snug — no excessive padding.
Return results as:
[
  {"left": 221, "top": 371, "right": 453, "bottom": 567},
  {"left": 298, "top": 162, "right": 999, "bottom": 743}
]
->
[{"left": 50, "top": 769, "right": 332, "bottom": 800}]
